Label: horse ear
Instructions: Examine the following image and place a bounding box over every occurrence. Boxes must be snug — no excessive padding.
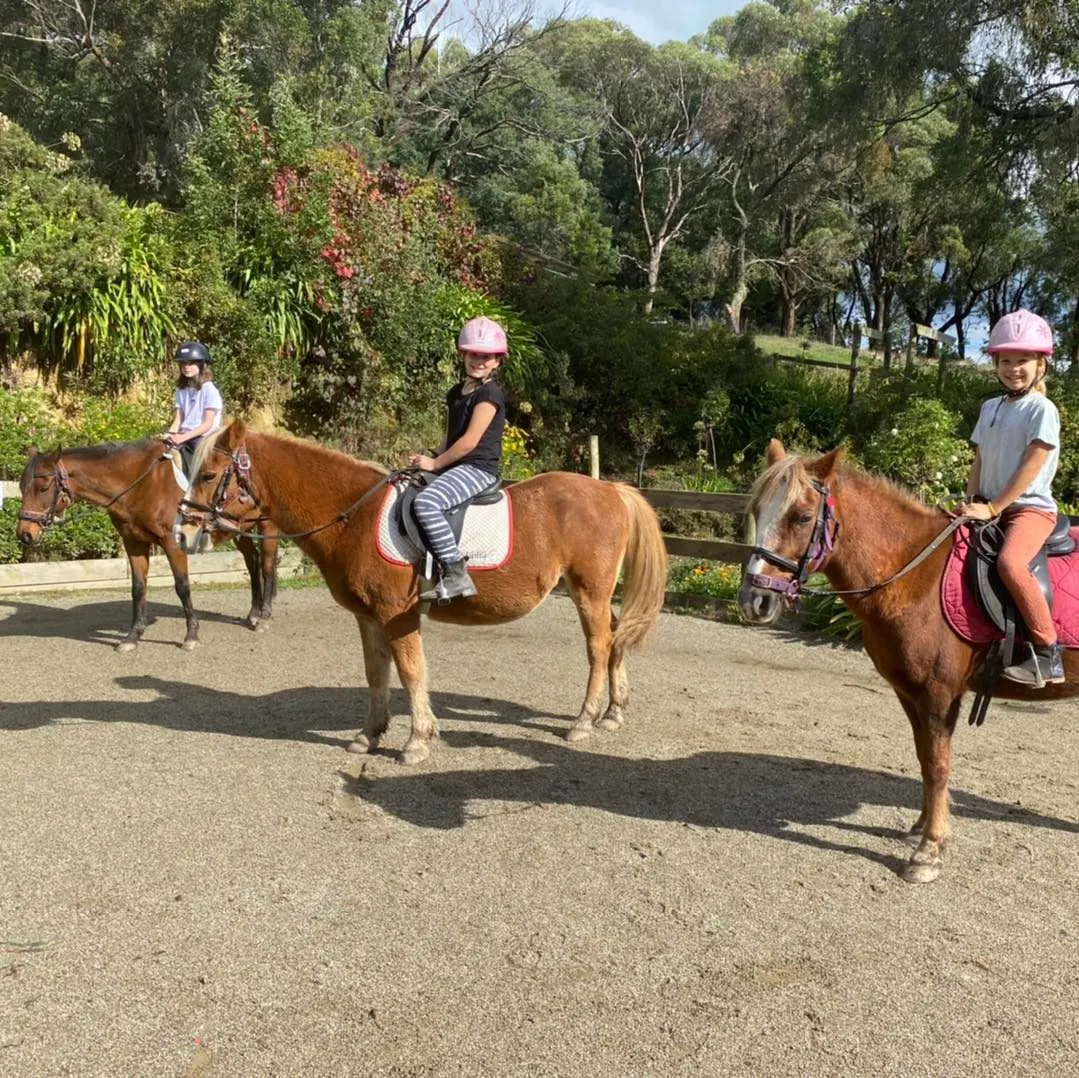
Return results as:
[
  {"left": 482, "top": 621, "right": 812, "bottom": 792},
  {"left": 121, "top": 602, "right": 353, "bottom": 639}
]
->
[
  {"left": 812, "top": 446, "right": 845, "bottom": 481},
  {"left": 766, "top": 439, "right": 786, "bottom": 465},
  {"left": 24, "top": 443, "right": 38, "bottom": 458},
  {"left": 228, "top": 418, "right": 247, "bottom": 444}
]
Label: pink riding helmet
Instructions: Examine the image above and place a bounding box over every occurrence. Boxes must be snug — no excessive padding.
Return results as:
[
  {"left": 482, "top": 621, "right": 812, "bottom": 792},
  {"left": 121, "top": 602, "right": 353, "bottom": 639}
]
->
[
  {"left": 987, "top": 309, "right": 1054, "bottom": 356},
  {"left": 458, "top": 316, "right": 508, "bottom": 355}
]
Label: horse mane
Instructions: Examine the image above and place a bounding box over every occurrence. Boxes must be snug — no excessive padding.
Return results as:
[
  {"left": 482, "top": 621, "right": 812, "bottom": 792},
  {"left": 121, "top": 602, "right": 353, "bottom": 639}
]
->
[
  {"left": 51, "top": 438, "right": 159, "bottom": 461},
  {"left": 750, "top": 450, "right": 939, "bottom": 521},
  {"left": 192, "top": 421, "right": 390, "bottom": 477}
]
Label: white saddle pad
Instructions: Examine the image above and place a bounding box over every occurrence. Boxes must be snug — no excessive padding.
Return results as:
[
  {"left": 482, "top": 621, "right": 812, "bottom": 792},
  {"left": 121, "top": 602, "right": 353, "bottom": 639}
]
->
[
  {"left": 166, "top": 449, "right": 189, "bottom": 492},
  {"left": 375, "top": 481, "right": 513, "bottom": 569}
]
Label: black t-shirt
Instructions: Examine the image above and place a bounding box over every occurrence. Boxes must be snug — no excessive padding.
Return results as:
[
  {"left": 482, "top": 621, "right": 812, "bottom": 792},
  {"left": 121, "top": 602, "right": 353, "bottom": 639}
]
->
[{"left": 443, "top": 378, "right": 505, "bottom": 476}]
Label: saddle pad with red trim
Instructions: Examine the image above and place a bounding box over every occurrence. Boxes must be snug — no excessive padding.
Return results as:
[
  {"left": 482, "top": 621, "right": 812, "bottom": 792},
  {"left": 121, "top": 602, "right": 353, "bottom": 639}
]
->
[
  {"left": 375, "top": 483, "right": 514, "bottom": 569},
  {"left": 941, "top": 524, "right": 1079, "bottom": 647}
]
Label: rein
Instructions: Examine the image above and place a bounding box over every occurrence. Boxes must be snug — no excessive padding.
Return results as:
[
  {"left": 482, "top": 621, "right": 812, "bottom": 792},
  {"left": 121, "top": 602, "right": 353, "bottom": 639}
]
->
[
  {"left": 746, "top": 480, "right": 968, "bottom": 607},
  {"left": 179, "top": 446, "right": 394, "bottom": 542},
  {"left": 18, "top": 451, "right": 166, "bottom": 530}
]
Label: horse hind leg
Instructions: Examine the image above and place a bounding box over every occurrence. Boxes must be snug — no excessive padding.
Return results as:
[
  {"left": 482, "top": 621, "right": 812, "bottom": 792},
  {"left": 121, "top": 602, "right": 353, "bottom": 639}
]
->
[
  {"left": 384, "top": 611, "right": 438, "bottom": 765},
  {"left": 596, "top": 612, "right": 628, "bottom": 732},
  {"left": 116, "top": 536, "right": 152, "bottom": 652},
  {"left": 564, "top": 580, "right": 615, "bottom": 743},
  {"left": 235, "top": 536, "right": 264, "bottom": 630},
  {"left": 349, "top": 619, "right": 393, "bottom": 756}
]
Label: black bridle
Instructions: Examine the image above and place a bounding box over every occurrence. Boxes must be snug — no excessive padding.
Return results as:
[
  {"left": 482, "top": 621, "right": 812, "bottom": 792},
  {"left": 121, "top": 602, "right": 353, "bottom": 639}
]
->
[
  {"left": 744, "top": 480, "right": 969, "bottom": 608},
  {"left": 17, "top": 459, "right": 74, "bottom": 529},
  {"left": 744, "top": 480, "right": 839, "bottom": 608}
]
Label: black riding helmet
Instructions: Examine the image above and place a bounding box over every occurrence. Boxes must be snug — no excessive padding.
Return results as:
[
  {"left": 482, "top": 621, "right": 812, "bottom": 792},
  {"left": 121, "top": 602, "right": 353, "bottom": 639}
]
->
[{"left": 175, "top": 341, "right": 211, "bottom": 366}]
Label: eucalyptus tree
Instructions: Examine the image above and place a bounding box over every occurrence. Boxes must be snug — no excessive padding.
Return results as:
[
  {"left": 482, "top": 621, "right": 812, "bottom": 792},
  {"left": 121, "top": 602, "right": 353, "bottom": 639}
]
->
[{"left": 696, "top": 0, "right": 853, "bottom": 332}]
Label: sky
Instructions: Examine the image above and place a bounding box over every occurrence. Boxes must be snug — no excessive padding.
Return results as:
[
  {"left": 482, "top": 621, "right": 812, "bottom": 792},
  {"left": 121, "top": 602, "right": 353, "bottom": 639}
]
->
[{"left": 582, "top": 0, "right": 744, "bottom": 44}]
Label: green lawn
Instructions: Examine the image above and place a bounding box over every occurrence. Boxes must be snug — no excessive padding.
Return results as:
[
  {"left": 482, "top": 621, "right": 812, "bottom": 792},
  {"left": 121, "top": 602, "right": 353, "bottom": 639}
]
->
[{"left": 754, "top": 333, "right": 876, "bottom": 367}]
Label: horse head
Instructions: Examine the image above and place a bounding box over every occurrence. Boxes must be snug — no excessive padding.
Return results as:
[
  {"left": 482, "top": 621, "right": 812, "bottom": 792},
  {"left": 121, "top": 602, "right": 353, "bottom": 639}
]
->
[
  {"left": 175, "top": 420, "right": 259, "bottom": 554},
  {"left": 16, "top": 444, "right": 74, "bottom": 546},
  {"left": 739, "top": 438, "right": 844, "bottom": 624}
]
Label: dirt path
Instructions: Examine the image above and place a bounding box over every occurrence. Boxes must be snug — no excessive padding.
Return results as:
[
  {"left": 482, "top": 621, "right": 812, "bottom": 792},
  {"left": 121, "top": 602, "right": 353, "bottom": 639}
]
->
[{"left": 1, "top": 586, "right": 1077, "bottom": 1077}]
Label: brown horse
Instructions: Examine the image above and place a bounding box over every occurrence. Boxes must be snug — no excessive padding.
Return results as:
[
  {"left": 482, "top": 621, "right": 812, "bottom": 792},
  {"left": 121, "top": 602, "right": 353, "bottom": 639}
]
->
[
  {"left": 177, "top": 420, "right": 668, "bottom": 764},
  {"left": 16, "top": 439, "right": 279, "bottom": 651},
  {"left": 738, "top": 440, "right": 1079, "bottom": 883}
]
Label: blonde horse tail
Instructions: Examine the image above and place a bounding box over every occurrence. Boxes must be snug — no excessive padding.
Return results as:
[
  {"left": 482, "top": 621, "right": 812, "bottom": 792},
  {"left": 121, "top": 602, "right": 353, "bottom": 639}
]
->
[{"left": 612, "top": 484, "right": 668, "bottom": 651}]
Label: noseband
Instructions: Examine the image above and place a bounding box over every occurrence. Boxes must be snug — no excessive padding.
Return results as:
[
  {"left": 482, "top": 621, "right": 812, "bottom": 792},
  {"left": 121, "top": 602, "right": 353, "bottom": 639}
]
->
[
  {"left": 744, "top": 480, "right": 839, "bottom": 607},
  {"left": 17, "top": 459, "right": 74, "bottom": 529}
]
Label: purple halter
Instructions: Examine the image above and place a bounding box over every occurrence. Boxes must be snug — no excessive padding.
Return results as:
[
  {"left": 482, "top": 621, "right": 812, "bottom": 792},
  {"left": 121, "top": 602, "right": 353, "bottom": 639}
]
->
[{"left": 744, "top": 480, "right": 840, "bottom": 609}]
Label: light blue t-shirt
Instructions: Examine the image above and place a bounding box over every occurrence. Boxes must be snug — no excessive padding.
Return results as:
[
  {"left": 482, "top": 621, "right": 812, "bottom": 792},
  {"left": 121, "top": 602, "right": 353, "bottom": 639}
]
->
[
  {"left": 970, "top": 392, "right": 1059, "bottom": 513},
  {"left": 175, "top": 382, "right": 224, "bottom": 434}
]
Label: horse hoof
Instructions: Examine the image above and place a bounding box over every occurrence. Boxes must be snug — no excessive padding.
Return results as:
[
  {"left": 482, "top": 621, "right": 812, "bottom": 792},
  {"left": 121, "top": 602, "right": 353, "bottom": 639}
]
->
[
  {"left": 901, "top": 859, "right": 942, "bottom": 884},
  {"left": 903, "top": 829, "right": 924, "bottom": 848},
  {"left": 245, "top": 615, "right": 260, "bottom": 630},
  {"left": 253, "top": 618, "right": 272, "bottom": 634},
  {"left": 114, "top": 640, "right": 138, "bottom": 653},
  {"left": 565, "top": 724, "right": 593, "bottom": 743},
  {"left": 347, "top": 736, "right": 376, "bottom": 755},
  {"left": 399, "top": 742, "right": 430, "bottom": 766},
  {"left": 595, "top": 714, "right": 624, "bottom": 733},
  {"left": 180, "top": 639, "right": 200, "bottom": 652}
]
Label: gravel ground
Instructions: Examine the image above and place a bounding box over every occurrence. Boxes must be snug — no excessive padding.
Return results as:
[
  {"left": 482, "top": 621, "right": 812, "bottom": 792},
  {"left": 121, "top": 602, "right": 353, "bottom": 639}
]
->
[{"left": 1, "top": 585, "right": 1078, "bottom": 1077}]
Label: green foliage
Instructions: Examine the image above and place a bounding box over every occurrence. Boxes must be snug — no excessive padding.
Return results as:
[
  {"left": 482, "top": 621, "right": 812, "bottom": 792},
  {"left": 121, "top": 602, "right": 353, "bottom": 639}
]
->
[
  {"left": 667, "top": 560, "right": 742, "bottom": 601},
  {"left": 0, "top": 389, "right": 60, "bottom": 479},
  {"left": 860, "top": 397, "right": 972, "bottom": 501},
  {"left": 799, "top": 592, "right": 863, "bottom": 641}
]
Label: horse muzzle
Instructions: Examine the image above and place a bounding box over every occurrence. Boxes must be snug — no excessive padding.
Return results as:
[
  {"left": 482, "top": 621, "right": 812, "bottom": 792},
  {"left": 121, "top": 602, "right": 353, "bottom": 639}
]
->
[
  {"left": 174, "top": 514, "right": 212, "bottom": 555},
  {"left": 738, "top": 580, "right": 784, "bottom": 625}
]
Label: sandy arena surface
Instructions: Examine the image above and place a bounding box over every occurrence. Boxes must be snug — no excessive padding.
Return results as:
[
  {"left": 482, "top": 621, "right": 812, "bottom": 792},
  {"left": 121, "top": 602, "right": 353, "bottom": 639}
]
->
[{"left": 1, "top": 585, "right": 1077, "bottom": 1077}]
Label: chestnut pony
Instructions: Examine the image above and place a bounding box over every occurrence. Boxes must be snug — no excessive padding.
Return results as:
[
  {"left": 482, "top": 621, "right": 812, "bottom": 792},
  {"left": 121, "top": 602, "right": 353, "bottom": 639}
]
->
[
  {"left": 17, "top": 440, "right": 279, "bottom": 651},
  {"left": 739, "top": 439, "right": 1078, "bottom": 884},
  {"left": 178, "top": 420, "right": 668, "bottom": 764}
]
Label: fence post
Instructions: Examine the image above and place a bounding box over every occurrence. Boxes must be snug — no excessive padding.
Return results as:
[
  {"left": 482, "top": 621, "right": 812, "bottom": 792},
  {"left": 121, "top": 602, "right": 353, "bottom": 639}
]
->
[
  {"left": 848, "top": 324, "right": 861, "bottom": 408},
  {"left": 588, "top": 435, "right": 600, "bottom": 479}
]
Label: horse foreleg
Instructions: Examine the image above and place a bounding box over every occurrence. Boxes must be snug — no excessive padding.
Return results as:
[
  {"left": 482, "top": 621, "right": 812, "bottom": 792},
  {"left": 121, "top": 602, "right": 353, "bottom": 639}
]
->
[
  {"left": 348, "top": 619, "right": 393, "bottom": 755},
  {"left": 898, "top": 693, "right": 961, "bottom": 884},
  {"left": 235, "top": 536, "right": 264, "bottom": 630},
  {"left": 160, "top": 536, "right": 199, "bottom": 650},
  {"left": 384, "top": 611, "right": 437, "bottom": 765},
  {"left": 117, "top": 536, "right": 152, "bottom": 652},
  {"left": 258, "top": 535, "right": 279, "bottom": 629},
  {"left": 564, "top": 582, "right": 615, "bottom": 743}
]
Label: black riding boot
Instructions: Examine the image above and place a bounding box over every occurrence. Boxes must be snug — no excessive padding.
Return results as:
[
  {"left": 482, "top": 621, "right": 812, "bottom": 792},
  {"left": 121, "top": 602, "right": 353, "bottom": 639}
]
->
[
  {"left": 420, "top": 559, "right": 477, "bottom": 602},
  {"left": 1002, "top": 642, "right": 1065, "bottom": 687}
]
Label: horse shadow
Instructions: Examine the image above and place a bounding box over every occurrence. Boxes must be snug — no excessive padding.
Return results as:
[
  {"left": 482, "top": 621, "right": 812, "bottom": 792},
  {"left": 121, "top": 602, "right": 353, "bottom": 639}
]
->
[
  {"left": 0, "top": 676, "right": 570, "bottom": 747},
  {"left": 340, "top": 730, "right": 1079, "bottom": 875},
  {"left": 0, "top": 595, "right": 256, "bottom": 647},
  {"left": 4, "top": 677, "right": 1076, "bottom": 875}
]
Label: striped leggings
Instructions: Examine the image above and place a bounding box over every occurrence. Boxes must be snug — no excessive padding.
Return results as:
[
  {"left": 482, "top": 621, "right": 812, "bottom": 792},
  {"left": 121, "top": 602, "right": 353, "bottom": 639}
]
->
[{"left": 412, "top": 464, "right": 498, "bottom": 564}]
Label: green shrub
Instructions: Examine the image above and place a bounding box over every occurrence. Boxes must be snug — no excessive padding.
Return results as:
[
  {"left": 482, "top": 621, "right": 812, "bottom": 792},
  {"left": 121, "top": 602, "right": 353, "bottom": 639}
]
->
[{"left": 666, "top": 560, "right": 742, "bottom": 601}]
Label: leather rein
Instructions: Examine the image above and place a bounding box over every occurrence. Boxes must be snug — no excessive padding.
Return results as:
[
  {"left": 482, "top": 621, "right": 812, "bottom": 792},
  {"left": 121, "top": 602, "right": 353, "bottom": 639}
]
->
[
  {"left": 178, "top": 445, "right": 393, "bottom": 543},
  {"left": 18, "top": 452, "right": 166, "bottom": 530},
  {"left": 745, "top": 480, "right": 967, "bottom": 608}
]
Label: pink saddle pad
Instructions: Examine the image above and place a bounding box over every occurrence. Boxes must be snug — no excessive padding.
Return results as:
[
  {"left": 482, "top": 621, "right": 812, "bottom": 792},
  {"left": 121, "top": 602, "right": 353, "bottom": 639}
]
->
[{"left": 941, "top": 524, "right": 1079, "bottom": 647}]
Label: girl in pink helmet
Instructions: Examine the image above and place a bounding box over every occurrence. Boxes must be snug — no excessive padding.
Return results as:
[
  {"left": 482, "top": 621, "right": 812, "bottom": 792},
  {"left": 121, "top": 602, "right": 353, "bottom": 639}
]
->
[
  {"left": 408, "top": 316, "right": 508, "bottom": 601},
  {"left": 959, "top": 309, "right": 1063, "bottom": 686}
]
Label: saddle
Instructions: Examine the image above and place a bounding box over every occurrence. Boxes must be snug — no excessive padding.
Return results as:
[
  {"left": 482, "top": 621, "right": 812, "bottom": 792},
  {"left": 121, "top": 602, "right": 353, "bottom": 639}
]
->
[
  {"left": 393, "top": 470, "right": 503, "bottom": 561},
  {"left": 965, "top": 512, "right": 1075, "bottom": 725}
]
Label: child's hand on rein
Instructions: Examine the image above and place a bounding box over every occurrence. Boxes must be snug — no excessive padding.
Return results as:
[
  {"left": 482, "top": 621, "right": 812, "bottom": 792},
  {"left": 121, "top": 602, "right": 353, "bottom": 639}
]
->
[
  {"left": 958, "top": 501, "right": 996, "bottom": 521},
  {"left": 408, "top": 454, "right": 436, "bottom": 471}
]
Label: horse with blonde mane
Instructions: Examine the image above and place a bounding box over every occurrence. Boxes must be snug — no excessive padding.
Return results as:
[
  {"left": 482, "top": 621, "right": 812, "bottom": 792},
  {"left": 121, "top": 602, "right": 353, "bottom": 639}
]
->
[
  {"left": 739, "top": 440, "right": 1078, "bottom": 884},
  {"left": 178, "top": 420, "right": 668, "bottom": 764}
]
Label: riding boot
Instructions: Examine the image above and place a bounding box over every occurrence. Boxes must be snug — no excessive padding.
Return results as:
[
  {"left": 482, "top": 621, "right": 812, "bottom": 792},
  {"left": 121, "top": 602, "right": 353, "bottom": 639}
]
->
[
  {"left": 1002, "top": 642, "right": 1065, "bottom": 687},
  {"left": 420, "top": 559, "right": 476, "bottom": 602}
]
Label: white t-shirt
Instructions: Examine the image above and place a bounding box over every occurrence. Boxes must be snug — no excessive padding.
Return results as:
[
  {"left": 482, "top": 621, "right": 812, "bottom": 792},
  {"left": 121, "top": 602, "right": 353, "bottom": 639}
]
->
[
  {"left": 970, "top": 392, "right": 1059, "bottom": 513},
  {"left": 175, "top": 382, "right": 224, "bottom": 434}
]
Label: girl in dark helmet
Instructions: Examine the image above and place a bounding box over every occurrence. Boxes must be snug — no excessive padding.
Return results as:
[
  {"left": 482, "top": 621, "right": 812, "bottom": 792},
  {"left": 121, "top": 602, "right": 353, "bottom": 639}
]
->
[{"left": 162, "top": 341, "right": 224, "bottom": 475}]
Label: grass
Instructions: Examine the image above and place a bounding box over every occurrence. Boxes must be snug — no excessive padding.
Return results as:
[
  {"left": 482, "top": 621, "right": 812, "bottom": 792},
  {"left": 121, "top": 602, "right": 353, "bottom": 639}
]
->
[{"left": 754, "top": 333, "right": 882, "bottom": 368}]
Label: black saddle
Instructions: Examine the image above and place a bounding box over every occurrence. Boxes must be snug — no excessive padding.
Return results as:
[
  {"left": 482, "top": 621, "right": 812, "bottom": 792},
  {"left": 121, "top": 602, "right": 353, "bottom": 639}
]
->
[
  {"left": 393, "top": 470, "right": 503, "bottom": 562},
  {"left": 966, "top": 511, "right": 1074, "bottom": 726}
]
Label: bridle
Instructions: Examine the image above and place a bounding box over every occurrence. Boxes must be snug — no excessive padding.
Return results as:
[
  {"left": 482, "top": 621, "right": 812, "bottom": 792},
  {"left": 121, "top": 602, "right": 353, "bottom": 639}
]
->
[
  {"left": 179, "top": 445, "right": 393, "bottom": 543},
  {"left": 744, "top": 479, "right": 968, "bottom": 608},
  {"left": 178, "top": 448, "right": 261, "bottom": 543},
  {"left": 744, "top": 480, "right": 839, "bottom": 608},
  {"left": 17, "top": 459, "right": 74, "bottom": 529}
]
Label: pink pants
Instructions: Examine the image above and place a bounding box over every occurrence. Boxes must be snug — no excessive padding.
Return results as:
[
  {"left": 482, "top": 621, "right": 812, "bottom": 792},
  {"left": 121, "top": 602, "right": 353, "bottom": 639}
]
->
[{"left": 996, "top": 507, "right": 1058, "bottom": 645}]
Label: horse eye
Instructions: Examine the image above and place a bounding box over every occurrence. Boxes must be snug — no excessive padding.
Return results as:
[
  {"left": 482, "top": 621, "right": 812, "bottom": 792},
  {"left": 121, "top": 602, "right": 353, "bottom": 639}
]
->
[
  {"left": 794, "top": 512, "right": 813, "bottom": 526},
  {"left": 199, "top": 472, "right": 215, "bottom": 483}
]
